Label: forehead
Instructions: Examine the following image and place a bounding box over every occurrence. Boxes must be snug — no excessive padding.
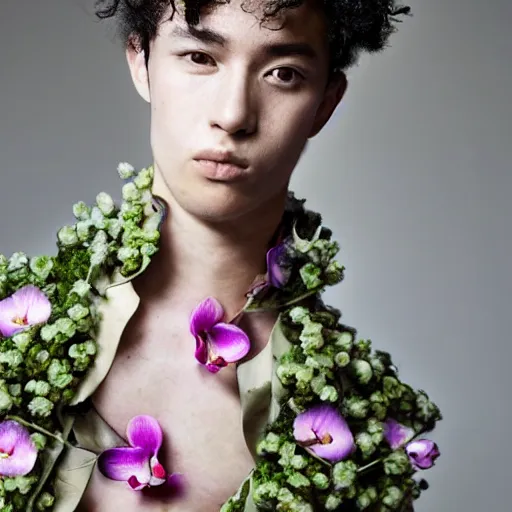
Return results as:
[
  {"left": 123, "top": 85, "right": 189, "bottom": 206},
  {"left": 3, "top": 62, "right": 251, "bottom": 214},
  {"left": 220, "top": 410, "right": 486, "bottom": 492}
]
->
[{"left": 157, "top": 0, "right": 330, "bottom": 60}]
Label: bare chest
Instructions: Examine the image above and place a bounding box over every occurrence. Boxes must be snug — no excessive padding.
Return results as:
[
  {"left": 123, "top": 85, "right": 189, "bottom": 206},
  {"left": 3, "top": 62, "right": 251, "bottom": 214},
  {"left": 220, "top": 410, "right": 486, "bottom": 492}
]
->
[{"left": 79, "top": 307, "right": 276, "bottom": 511}]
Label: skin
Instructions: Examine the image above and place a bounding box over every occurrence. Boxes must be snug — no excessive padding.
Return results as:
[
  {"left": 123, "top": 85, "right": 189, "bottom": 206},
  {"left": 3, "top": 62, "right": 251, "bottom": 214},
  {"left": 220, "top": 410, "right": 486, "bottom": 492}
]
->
[
  {"left": 79, "top": 1, "right": 347, "bottom": 509},
  {"left": 125, "top": 0, "right": 347, "bottom": 318}
]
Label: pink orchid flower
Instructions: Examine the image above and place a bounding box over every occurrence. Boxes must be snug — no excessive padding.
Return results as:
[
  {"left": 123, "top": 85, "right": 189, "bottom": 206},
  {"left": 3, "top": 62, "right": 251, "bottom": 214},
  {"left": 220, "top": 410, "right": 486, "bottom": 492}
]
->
[
  {"left": 0, "top": 285, "right": 51, "bottom": 338},
  {"left": 0, "top": 420, "right": 38, "bottom": 477},
  {"left": 190, "top": 297, "right": 250, "bottom": 373},
  {"left": 98, "top": 415, "right": 182, "bottom": 491},
  {"left": 293, "top": 404, "right": 355, "bottom": 463},
  {"left": 384, "top": 418, "right": 440, "bottom": 470}
]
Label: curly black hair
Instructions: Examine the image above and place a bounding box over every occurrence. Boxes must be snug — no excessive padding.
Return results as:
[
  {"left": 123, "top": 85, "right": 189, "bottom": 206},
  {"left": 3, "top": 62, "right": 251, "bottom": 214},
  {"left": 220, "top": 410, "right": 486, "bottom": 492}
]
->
[{"left": 94, "top": 0, "right": 411, "bottom": 80}]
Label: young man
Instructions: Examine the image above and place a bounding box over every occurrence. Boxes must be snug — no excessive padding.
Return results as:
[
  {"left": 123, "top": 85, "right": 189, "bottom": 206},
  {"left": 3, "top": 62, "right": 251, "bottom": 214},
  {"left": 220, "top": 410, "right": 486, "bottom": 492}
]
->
[{"left": 67, "top": 0, "right": 411, "bottom": 510}]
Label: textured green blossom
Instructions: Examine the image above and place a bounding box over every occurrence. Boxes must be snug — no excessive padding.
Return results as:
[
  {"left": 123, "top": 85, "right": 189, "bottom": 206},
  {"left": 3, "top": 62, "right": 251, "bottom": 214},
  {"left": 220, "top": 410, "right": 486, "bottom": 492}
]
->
[
  {"left": 383, "top": 376, "right": 403, "bottom": 400},
  {"left": 381, "top": 486, "right": 404, "bottom": 508},
  {"left": 344, "top": 395, "right": 370, "bottom": 419},
  {"left": 70, "top": 279, "right": 91, "bottom": 298},
  {"left": 36, "top": 492, "right": 55, "bottom": 509},
  {"left": 54, "top": 318, "right": 76, "bottom": 342},
  {"left": 0, "top": 350, "right": 23, "bottom": 368},
  {"left": 122, "top": 182, "right": 141, "bottom": 202},
  {"left": 295, "top": 367, "right": 314, "bottom": 390},
  {"left": 57, "top": 226, "right": 79, "bottom": 247},
  {"left": 332, "top": 460, "right": 358, "bottom": 490},
  {"left": 299, "top": 320, "right": 324, "bottom": 353},
  {"left": 334, "top": 330, "right": 353, "bottom": 351},
  {"left": 287, "top": 472, "right": 310, "bottom": 488},
  {"left": 76, "top": 220, "right": 94, "bottom": 242},
  {"left": 40, "top": 323, "right": 59, "bottom": 342},
  {"left": 356, "top": 486, "right": 378, "bottom": 509},
  {"left": 67, "top": 304, "right": 89, "bottom": 321},
  {"left": 28, "top": 396, "right": 54, "bottom": 417},
  {"left": 289, "top": 306, "right": 309, "bottom": 324},
  {"left": 0, "top": 380, "right": 13, "bottom": 412},
  {"left": 29, "top": 256, "right": 54, "bottom": 280},
  {"left": 305, "top": 353, "right": 334, "bottom": 370},
  {"left": 278, "top": 442, "right": 296, "bottom": 468},
  {"left": 73, "top": 201, "right": 91, "bottom": 221},
  {"left": 8, "top": 384, "right": 21, "bottom": 397},
  {"left": 324, "top": 260, "right": 344, "bottom": 285},
  {"left": 384, "top": 450, "right": 412, "bottom": 475},
  {"left": 134, "top": 167, "right": 153, "bottom": 189},
  {"left": 311, "top": 472, "right": 329, "bottom": 490},
  {"left": 96, "top": 192, "right": 115, "bottom": 216},
  {"left": 290, "top": 455, "right": 307, "bottom": 470},
  {"left": 90, "top": 206, "right": 107, "bottom": 230},
  {"left": 277, "top": 362, "right": 303, "bottom": 386},
  {"left": 106, "top": 218, "right": 122, "bottom": 240},
  {"left": 3, "top": 475, "right": 37, "bottom": 494},
  {"left": 35, "top": 350, "right": 50, "bottom": 364},
  {"left": 257, "top": 432, "right": 282, "bottom": 455},
  {"left": 8, "top": 251, "right": 28, "bottom": 271},
  {"left": 30, "top": 433, "right": 47, "bottom": 451},
  {"left": 324, "top": 494, "right": 342, "bottom": 510},
  {"left": 69, "top": 341, "right": 97, "bottom": 370},
  {"left": 416, "top": 391, "right": 441, "bottom": 423},
  {"left": 117, "top": 247, "right": 139, "bottom": 262},
  {"left": 89, "top": 230, "right": 109, "bottom": 267},
  {"left": 334, "top": 351, "right": 350, "bottom": 367},
  {"left": 253, "top": 481, "right": 280, "bottom": 502},
  {"left": 351, "top": 359, "right": 373, "bottom": 385},
  {"left": 47, "top": 359, "right": 73, "bottom": 389},
  {"left": 117, "top": 161, "right": 135, "bottom": 179},
  {"left": 299, "top": 263, "right": 323, "bottom": 289},
  {"left": 319, "top": 385, "right": 338, "bottom": 402},
  {"left": 310, "top": 373, "right": 326, "bottom": 395}
]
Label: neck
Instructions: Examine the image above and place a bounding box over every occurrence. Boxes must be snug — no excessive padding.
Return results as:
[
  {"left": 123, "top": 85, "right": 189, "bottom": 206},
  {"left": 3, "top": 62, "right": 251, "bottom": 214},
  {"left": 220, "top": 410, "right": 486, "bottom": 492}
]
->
[{"left": 135, "top": 166, "right": 287, "bottom": 319}]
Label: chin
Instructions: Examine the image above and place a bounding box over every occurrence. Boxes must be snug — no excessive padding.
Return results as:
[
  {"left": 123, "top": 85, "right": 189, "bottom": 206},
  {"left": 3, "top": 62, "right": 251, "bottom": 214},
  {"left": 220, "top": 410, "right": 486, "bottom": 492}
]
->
[{"left": 176, "top": 180, "right": 261, "bottom": 223}]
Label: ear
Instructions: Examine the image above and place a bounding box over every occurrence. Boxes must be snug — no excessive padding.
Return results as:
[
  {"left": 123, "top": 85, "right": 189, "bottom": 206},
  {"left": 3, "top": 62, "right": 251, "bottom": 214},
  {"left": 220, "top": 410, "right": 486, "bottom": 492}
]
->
[
  {"left": 308, "top": 72, "right": 348, "bottom": 138},
  {"left": 126, "top": 39, "right": 151, "bottom": 103}
]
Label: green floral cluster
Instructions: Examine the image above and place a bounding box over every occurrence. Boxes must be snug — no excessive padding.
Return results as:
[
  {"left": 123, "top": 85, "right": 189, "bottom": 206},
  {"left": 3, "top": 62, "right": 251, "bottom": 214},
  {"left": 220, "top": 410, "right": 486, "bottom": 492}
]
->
[
  {"left": 0, "top": 164, "right": 161, "bottom": 511},
  {"left": 224, "top": 211, "right": 441, "bottom": 512}
]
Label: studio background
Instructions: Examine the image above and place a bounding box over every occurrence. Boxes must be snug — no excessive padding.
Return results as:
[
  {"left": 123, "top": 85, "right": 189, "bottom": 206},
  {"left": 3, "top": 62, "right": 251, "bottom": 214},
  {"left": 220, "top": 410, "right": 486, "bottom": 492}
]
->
[{"left": 0, "top": 0, "right": 510, "bottom": 510}]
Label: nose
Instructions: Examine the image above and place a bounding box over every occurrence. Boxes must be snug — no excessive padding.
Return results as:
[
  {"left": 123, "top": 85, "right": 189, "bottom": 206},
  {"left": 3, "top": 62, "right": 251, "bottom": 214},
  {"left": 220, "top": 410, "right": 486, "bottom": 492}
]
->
[{"left": 208, "top": 70, "right": 258, "bottom": 137}]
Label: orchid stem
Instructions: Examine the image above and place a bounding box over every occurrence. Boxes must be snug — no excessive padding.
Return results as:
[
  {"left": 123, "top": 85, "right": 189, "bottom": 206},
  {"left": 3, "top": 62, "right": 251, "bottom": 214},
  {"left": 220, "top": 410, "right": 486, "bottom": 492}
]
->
[
  {"left": 357, "top": 458, "right": 382, "bottom": 474},
  {"left": 6, "top": 415, "right": 74, "bottom": 449}
]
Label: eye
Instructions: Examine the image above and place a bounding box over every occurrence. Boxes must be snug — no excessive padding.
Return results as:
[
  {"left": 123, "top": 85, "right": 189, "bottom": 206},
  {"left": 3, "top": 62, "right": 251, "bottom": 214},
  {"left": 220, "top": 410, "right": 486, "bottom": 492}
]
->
[
  {"left": 181, "top": 51, "right": 216, "bottom": 66},
  {"left": 269, "top": 67, "right": 304, "bottom": 87}
]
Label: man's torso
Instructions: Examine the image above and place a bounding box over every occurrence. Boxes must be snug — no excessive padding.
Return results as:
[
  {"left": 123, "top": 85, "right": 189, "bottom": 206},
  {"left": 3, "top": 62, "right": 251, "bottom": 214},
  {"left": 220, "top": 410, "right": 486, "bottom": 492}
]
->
[{"left": 78, "top": 300, "right": 276, "bottom": 512}]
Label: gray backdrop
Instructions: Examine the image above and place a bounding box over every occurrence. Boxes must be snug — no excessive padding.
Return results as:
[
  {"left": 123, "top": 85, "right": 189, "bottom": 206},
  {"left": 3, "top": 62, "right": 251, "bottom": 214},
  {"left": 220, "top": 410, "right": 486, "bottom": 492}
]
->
[{"left": 1, "top": 0, "right": 511, "bottom": 510}]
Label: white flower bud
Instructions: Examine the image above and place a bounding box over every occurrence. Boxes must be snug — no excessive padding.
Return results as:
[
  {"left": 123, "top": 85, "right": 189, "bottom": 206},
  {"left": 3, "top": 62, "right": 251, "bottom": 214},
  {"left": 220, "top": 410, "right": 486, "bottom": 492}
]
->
[
  {"left": 122, "top": 182, "right": 141, "bottom": 202},
  {"left": 8, "top": 252, "right": 28, "bottom": 271},
  {"left": 57, "top": 226, "right": 79, "bottom": 247},
  {"left": 96, "top": 192, "right": 115, "bottom": 216},
  {"left": 73, "top": 201, "right": 91, "bottom": 220},
  {"left": 117, "top": 162, "right": 135, "bottom": 179}
]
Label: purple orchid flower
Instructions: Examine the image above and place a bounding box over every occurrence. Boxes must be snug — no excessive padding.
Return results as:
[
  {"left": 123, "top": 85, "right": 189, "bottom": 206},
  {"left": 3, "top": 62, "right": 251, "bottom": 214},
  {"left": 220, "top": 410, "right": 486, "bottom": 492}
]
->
[
  {"left": 266, "top": 243, "right": 291, "bottom": 289},
  {"left": 383, "top": 418, "right": 440, "bottom": 470},
  {"left": 405, "top": 439, "right": 440, "bottom": 470},
  {"left": 383, "top": 418, "right": 415, "bottom": 450},
  {"left": 98, "top": 415, "right": 182, "bottom": 491},
  {"left": 0, "top": 420, "right": 38, "bottom": 477},
  {"left": 0, "top": 285, "right": 51, "bottom": 338},
  {"left": 293, "top": 404, "right": 355, "bottom": 463},
  {"left": 190, "top": 297, "right": 250, "bottom": 373}
]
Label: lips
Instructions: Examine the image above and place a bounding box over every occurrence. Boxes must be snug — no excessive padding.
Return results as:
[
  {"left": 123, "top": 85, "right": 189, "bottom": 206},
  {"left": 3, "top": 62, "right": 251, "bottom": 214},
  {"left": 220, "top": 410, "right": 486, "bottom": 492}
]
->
[
  {"left": 194, "top": 159, "right": 247, "bottom": 181},
  {"left": 193, "top": 148, "right": 249, "bottom": 169}
]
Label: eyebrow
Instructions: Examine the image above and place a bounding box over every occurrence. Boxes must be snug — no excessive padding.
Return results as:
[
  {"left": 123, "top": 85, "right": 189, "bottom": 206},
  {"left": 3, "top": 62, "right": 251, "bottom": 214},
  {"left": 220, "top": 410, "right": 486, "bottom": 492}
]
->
[{"left": 170, "top": 25, "right": 320, "bottom": 61}]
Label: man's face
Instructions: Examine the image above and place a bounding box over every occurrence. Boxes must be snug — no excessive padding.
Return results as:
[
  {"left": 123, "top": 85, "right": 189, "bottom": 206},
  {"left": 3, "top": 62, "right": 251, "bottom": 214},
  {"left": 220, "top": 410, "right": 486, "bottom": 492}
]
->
[{"left": 127, "top": 0, "right": 346, "bottom": 222}]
